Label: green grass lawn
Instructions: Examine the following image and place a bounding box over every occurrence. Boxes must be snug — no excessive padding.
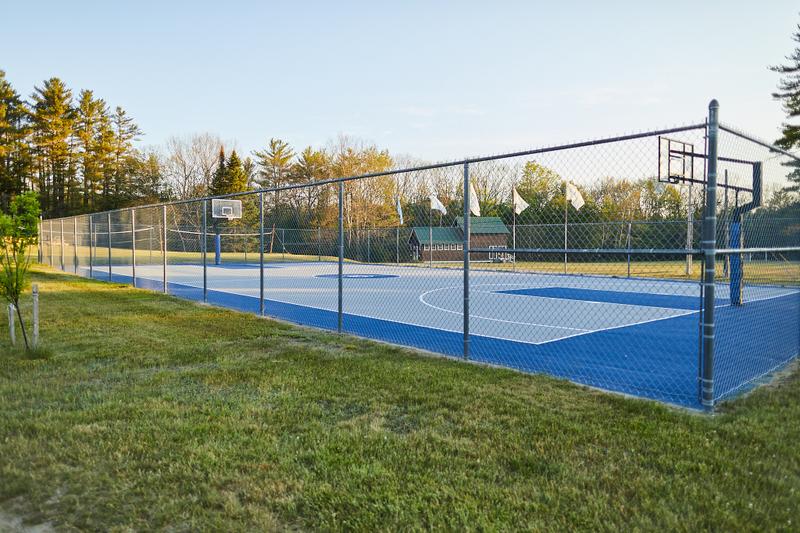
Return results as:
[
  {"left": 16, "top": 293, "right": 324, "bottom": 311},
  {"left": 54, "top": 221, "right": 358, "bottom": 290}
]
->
[{"left": 0, "top": 267, "right": 798, "bottom": 531}]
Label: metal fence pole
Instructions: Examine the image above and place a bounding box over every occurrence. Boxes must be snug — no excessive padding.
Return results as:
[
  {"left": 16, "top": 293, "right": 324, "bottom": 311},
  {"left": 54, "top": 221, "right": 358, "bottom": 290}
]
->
[
  {"left": 37, "top": 216, "right": 43, "bottom": 263},
  {"left": 202, "top": 200, "right": 208, "bottom": 302},
  {"left": 107, "top": 213, "right": 112, "bottom": 281},
  {"left": 73, "top": 217, "right": 78, "bottom": 273},
  {"left": 89, "top": 216, "right": 94, "bottom": 278},
  {"left": 162, "top": 205, "right": 168, "bottom": 293},
  {"left": 48, "top": 220, "right": 53, "bottom": 266},
  {"left": 318, "top": 226, "right": 322, "bottom": 262},
  {"left": 259, "top": 193, "right": 265, "bottom": 315},
  {"left": 463, "top": 162, "right": 470, "bottom": 360},
  {"left": 131, "top": 210, "right": 137, "bottom": 287},
  {"left": 700, "top": 99, "right": 720, "bottom": 410},
  {"left": 626, "top": 220, "right": 632, "bottom": 278},
  {"left": 396, "top": 226, "right": 400, "bottom": 265},
  {"left": 686, "top": 184, "right": 694, "bottom": 276},
  {"left": 60, "top": 219, "right": 65, "bottom": 271},
  {"left": 338, "top": 182, "right": 344, "bottom": 333}
]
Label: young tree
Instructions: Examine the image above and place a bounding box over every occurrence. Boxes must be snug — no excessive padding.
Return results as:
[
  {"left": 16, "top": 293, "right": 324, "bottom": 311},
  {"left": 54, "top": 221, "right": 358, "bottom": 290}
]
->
[
  {"left": 0, "top": 191, "right": 40, "bottom": 349},
  {"left": 771, "top": 22, "right": 800, "bottom": 194}
]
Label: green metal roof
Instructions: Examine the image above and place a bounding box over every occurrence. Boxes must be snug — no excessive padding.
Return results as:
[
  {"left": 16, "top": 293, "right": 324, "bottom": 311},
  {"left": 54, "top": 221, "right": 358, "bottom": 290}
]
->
[
  {"left": 455, "top": 216, "right": 510, "bottom": 235},
  {"left": 410, "top": 226, "right": 463, "bottom": 245}
]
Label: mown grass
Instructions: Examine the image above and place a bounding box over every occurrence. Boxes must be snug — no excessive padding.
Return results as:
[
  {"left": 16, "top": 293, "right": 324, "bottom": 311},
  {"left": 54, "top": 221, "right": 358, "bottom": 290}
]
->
[{"left": 0, "top": 266, "right": 798, "bottom": 531}]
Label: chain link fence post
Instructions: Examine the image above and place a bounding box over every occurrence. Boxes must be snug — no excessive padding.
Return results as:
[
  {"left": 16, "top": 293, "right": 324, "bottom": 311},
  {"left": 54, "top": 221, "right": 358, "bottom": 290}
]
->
[
  {"left": 162, "top": 205, "right": 167, "bottom": 293},
  {"left": 700, "top": 99, "right": 720, "bottom": 410},
  {"left": 259, "top": 192, "right": 265, "bottom": 316},
  {"left": 202, "top": 200, "right": 208, "bottom": 302},
  {"left": 60, "top": 219, "right": 65, "bottom": 271},
  {"left": 131, "top": 209, "right": 137, "bottom": 287},
  {"left": 463, "top": 162, "right": 470, "bottom": 360},
  {"left": 89, "top": 215, "right": 94, "bottom": 278},
  {"left": 107, "top": 212, "right": 112, "bottom": 281},
  {"left": 73, "top": 217, "right": 78, "bottom": 274},
  {"left": 338, "top": 182, "right": 344, "bottom": 333}
]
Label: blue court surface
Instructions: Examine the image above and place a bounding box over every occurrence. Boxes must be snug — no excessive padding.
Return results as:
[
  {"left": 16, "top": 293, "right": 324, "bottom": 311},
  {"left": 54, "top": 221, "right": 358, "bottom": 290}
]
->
[{"left": 83, "top": 261, "right": 800, "bottom": 409}]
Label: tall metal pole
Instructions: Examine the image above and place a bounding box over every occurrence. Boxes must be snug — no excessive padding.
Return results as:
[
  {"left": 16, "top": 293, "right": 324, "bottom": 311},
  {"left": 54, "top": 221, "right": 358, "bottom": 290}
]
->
[
  {"left": 318, "top": 226, "right": 322, "bottom": 262},
  {"left": 429, "top": 207, "right": 433, "bottom": 268},
  {"left": 202, "top": 200, "right": 208, "bottom": 302},
  {"left": 463, "top": 163, "right": 471, "bottom": 360},
  {"left": 73, "top": 217, "right": 78, "bottom": 273},
  {"left": 131, "top": 210, "right": 137, "bottom": 287},
  {"left": 626, "top": 220, "right": 632, "bottom": 278},
  {"left": 563, "top": 186, "right": 568, "bottom": 275},
  {"left": 396, "top": 226, "right": 400, "bottom": 265},
  {"left": 48, "top": 220, "right": 53, "bottom": 267},
  {"left": 512, "top": 207, "right": 516, "bottom": 272},
  {"left": 107, "top": 212, "right": 112, "bottom": 281},
  {"left": 162, "top": 205, "right": 168, "bottom": 293},
  {"left": 686, "top": 184, "right": 694, "bottom": 275},
  {"left": 723, "top": 169, "right": 729, "bottom": 277},
  {"left": 60, "top": 219, "right": 65, "bottom": 271},
  {"left": 338, "top": 182, "right": 344, "bottom": 333},
  {"left": 701, "top": 99, "right": 720, "bottom": 410},
  {"left": 89, "top": 216, "right": 94, "bottom": 278},
  {"left": 37, "top": 216, "right": 43, "bottom": 263},
  {"left": 259, "top": 193, "right": 265, "bottom": 316}
]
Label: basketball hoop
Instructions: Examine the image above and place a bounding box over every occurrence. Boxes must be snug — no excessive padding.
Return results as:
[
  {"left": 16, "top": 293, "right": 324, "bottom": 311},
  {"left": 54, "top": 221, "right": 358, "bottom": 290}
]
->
[{"left": 212, "top": 199, "right": 242, "bottom": 220}]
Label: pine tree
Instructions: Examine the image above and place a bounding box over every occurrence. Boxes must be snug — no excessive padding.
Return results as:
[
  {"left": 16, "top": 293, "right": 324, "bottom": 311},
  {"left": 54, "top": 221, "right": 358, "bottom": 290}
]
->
[
  {"left": 0, "top": 71, "right": 32, "bottom": 210},
  {"left": 225, "top": 151, "right": 248, "bottom": 193},
  {"left": 110, "top": 106, "right": 142, "bottom": 206},
  {"left": 772, "top": 22, "right": 800, "bottom": 193},
  {"left": 209, "top": 147, "right": 227, "bottom": 196},
  {"left": 75, "top": 90, "right": 104, "bottom": 210},
  {"left": 29, "top": 78, "right": 76, "bottom": 216}
]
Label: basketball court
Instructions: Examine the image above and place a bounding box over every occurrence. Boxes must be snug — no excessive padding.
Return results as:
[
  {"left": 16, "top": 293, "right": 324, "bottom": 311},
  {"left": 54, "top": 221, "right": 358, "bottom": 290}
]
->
[{"left": 83, "top": 260, "right": 800, "bottom": 408}]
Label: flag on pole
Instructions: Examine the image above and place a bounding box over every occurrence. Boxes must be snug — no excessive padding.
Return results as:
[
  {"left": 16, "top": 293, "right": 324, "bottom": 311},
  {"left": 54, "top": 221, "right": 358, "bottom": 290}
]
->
[
  {"left": 469, "top": 182, "right": 481, "bottom": 217},
  {"left": 395, "top": 195, "right": 404, "bottom": 225},
  {"left": 512, "top": 187, "right": 530, "bottom": 215},
  {"left": 565, "top": 181, "right": 585, "bottom": 210},
  {"left": 429, "top": 194, "right": 447, "bottom": 215}
]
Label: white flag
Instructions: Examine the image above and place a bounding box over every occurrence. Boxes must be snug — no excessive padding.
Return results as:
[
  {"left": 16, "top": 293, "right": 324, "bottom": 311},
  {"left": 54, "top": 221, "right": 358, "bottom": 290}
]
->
[
  {"left": 429, "top": 194, "right": 447, "bottom": 215},
  {"left": 469, "top": 182, "right": 481, "bottom": 217},
  {"left": 565, "top": 181, "right": 585, "bottom": 210},
  {"left": 395, "top": 195, "right": 404, "bottom": 225},
  {"left": 512, "top": 187, "right": 529, "bottom": 215}
]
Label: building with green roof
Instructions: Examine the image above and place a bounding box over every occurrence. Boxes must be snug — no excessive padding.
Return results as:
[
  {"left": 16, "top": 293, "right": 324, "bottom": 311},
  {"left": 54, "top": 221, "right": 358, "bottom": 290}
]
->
[{"left": 409, "top": 216, "right": 510, "bottom": 262}]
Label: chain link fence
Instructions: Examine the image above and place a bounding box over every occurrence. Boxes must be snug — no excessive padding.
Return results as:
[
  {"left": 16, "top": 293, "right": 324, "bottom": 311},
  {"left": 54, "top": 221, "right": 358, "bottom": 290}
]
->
[{"left": 37, "top": 102, "right": 800, "bottom": 410}]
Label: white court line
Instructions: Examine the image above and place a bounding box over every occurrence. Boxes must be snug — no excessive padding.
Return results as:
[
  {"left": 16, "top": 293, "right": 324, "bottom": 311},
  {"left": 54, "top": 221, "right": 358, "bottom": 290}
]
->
[{"left": 419, "top": 285, "right": 590, "bottom": 332}]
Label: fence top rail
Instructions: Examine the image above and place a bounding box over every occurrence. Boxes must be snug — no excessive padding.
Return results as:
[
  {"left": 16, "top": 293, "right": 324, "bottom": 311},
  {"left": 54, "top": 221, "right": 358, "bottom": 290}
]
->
[
  {"left": 42, "top": 122, "right": 709, "bottom": 222},
  {"left": 719, "top": 123, "right": 800, "bottom": 162}
]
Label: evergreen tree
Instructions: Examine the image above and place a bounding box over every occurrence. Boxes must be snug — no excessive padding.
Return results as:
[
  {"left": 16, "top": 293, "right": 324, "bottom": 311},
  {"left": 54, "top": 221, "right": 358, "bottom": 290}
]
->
[
  {"left": 208, "top": 147, "right": 227, "bottom": 196},
  {"left": 29, "top": 77, "right": 76, "bottom": 216},
  {"left": 225, "top": 150, "right": 248, "bottom": 193},
  {"left": 771, "top": 22, "right": 800, "bottom": 193},
  {"left": 0, "top": 70, "right": 32, "bottom": 210},
  {"left": 75, "top": 90, "right": 104, "bottom": 210},
  {"left": 110, "top": 106, "right": 142, "bottom": 205}
]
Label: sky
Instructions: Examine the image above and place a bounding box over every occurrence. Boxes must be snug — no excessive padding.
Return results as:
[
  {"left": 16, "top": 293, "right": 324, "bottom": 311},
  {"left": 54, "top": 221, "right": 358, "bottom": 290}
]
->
[{"left": 1, "top": 0, "right": 797, "bottom": 163}]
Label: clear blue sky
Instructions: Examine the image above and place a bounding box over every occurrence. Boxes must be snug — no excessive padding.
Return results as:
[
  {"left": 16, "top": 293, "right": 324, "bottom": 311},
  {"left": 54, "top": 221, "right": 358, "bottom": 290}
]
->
[{"left": 2, "top": 0, "right": 797, "bottom": 161}]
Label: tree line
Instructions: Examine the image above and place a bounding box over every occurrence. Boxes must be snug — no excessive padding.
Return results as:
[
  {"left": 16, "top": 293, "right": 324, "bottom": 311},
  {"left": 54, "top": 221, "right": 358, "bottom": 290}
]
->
[{"left": 2, "top": 67, "right": 799, "bottom": 228}]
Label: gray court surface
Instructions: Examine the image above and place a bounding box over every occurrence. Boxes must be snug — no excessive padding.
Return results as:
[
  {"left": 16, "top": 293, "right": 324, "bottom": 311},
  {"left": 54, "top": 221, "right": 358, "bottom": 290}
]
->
[{"left": 102, "top": 261, "right": 793, "bottom": 346}]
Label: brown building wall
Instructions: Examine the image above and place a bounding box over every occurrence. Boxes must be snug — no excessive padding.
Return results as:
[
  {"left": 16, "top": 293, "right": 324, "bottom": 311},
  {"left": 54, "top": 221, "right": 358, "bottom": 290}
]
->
[{"left": 413, "top": 233, "right": 509, "bottom": 262}]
